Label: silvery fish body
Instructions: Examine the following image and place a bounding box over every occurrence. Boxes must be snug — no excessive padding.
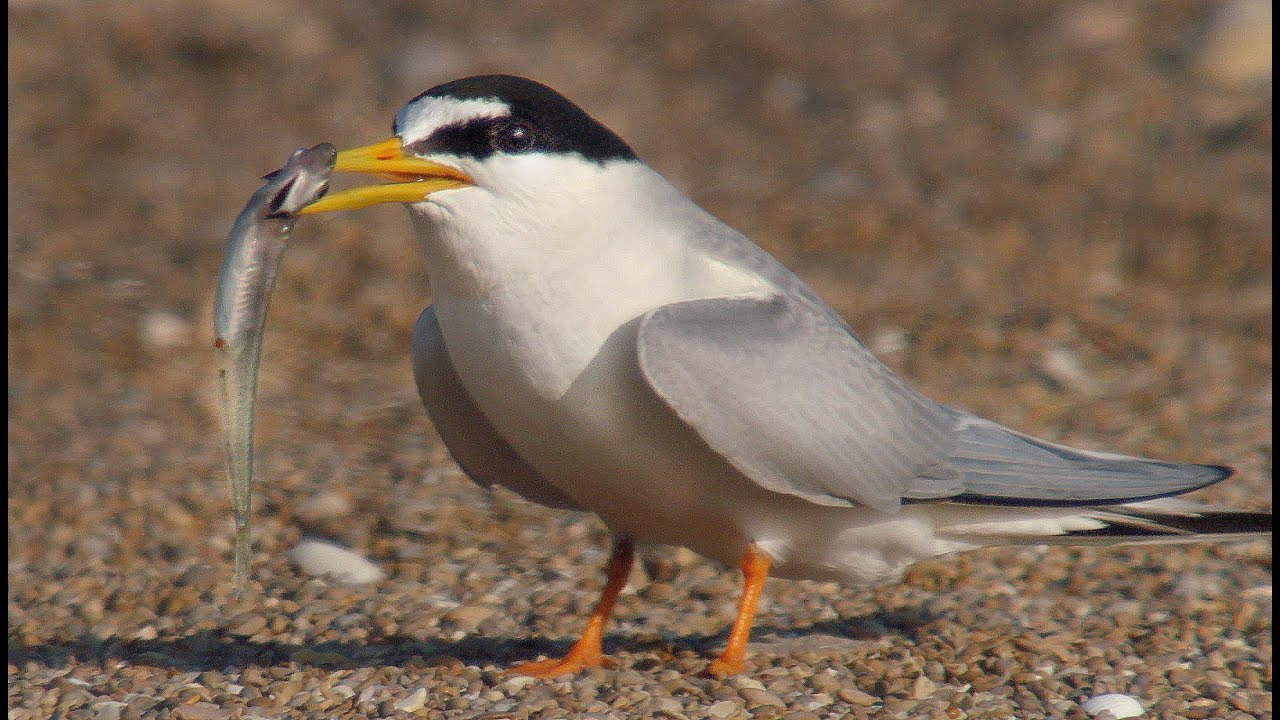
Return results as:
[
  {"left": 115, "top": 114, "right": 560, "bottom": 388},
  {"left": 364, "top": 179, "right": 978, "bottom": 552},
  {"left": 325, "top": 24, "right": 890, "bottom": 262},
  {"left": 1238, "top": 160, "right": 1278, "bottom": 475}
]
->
[{"left": 214, "top": 143, "right": 335, "bottom": 587}]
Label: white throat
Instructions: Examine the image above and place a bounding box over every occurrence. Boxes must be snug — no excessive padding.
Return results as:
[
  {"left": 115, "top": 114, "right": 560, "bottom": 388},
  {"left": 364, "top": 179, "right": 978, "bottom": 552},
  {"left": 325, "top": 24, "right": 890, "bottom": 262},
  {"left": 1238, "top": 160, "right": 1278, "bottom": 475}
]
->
[{"left": 407, "top": 156, "right": 769, "bottom": 397}]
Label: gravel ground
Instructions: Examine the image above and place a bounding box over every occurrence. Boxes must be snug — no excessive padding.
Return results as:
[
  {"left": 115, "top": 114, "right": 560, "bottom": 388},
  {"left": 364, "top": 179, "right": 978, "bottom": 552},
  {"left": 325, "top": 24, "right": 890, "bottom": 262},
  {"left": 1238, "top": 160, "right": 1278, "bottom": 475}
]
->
[{"left": 8, "top": 1, "right": 1271, "bottom": 719}]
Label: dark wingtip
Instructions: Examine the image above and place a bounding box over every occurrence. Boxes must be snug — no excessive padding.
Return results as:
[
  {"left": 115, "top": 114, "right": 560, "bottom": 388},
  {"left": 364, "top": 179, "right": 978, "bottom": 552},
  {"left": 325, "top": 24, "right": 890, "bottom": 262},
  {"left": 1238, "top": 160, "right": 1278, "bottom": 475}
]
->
[
  {"left": 1207, "top": 464, "right": 1236, "bottom": 481},
  {"left": 911, "top": 461, "right": 1240, "bottom": 508}
]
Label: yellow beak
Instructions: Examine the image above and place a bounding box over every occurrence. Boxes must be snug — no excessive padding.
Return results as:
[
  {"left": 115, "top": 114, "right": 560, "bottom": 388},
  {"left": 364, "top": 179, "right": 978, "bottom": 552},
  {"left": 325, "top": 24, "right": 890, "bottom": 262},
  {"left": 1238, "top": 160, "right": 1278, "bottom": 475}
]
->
[{"left": 300, "top": 138, "right": 472, "bottom": 214}]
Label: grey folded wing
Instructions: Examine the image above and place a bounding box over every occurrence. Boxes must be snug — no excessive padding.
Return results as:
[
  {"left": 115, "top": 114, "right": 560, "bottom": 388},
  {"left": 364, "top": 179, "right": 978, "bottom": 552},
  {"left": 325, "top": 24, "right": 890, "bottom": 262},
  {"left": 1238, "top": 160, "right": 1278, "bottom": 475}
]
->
[
  {"left": 636, "top": 293, "right": 962, "bottom": 512},
  {"left": 937, "top": 411, "right": 1232, "bottom": 506},
  {"left": 636, "top": 293, "right": 1233, "bottom": 512},
  {"left": 411, "top": 306, "right": 583, "bottom": 510}
]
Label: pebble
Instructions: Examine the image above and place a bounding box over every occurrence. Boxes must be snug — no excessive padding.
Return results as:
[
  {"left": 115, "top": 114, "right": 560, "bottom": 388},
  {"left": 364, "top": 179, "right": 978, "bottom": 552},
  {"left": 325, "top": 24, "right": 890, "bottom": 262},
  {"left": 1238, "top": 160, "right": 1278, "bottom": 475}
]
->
[
  {"left": 739, "top": 687, "right": 785, "bottom": 708},
  {"left": 286, "top": 538, "right": 387, "bottom": 585},
  {"left": 1081, "top": 693, "right": 1145, "bottom": 718},
  {"left": 793, "top": 693, "right": 834, "bottom": 711},
  {"left": 911, "top": 675, "right": 938, "bottom": 699},
  {"left": 869, "top": 326, "right": 907, "bottom": 355},
  {"left": 393, "top": 688, "right": 429, "bottom": 713},
  {"left": 706, "top": 699, "right": 741, "bottom": 718},
  {"left": 90, "top": 700, "right": 127, "bottom": 720},
  {"left": 838, "top": 686, "right": 879, "bottom": 706},
  {"left": 497, "top": 675, "right": 539, "bottom": 694},
  {"left": 731, "top": 676, "right": 766, "bottom": 691},
  {"left": 171, "top": 703, "right": 234, "bottom": 720},
  {"left": 444, "top": 604, "right": 497, "bottom": 632},
  {"left": 1038, "top": 347, "right": 1090, "bottom": 390},
  {"left": 140, "top": 310, "right": 191, "bottom": 349},
  {"left": 652, "top": 697, "right": 686, "bottom": 717},
  {"left": 294, "top": 491, "right": 354, "bottom": 525}
]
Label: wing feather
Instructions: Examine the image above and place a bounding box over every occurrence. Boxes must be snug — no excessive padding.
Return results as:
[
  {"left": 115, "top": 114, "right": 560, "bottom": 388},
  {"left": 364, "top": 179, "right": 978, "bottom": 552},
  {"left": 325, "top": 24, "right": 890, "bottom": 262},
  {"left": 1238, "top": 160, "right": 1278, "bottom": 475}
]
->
[
  {"left": 412, "top": 306, "right": 583, "bottom": 510},
  {"left": 939, "top": 412, "right": 1232, "bottom": 506},
  {"left": 635, "top": 293, "right": 1233, "bottom": 512},
  {"left": 636, "top": 293, "right": 961, "bottom": 511}
]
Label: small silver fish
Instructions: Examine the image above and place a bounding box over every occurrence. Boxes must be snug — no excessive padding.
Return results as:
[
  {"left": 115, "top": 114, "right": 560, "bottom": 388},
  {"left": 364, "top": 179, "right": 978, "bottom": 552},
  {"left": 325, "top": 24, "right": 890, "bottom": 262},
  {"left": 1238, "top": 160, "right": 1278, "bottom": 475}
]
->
[{"left": 214, "top": 143, "right": 335, "bottom": 589}]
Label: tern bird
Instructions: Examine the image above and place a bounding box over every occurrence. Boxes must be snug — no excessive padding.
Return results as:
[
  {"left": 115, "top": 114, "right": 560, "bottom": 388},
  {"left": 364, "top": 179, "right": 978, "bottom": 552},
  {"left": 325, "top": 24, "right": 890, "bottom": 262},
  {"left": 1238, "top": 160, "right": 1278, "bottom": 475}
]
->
[{"left": 299, "top": 75, "right": 1270, "bottom": 676}]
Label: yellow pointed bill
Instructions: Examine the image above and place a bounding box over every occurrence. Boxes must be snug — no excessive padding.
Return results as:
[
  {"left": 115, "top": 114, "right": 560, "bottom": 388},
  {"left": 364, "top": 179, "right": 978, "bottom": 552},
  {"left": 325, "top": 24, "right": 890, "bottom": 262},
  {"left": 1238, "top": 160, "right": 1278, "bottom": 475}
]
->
[{"left": 300, "top": 138, "right": 472, "bottom": 214}]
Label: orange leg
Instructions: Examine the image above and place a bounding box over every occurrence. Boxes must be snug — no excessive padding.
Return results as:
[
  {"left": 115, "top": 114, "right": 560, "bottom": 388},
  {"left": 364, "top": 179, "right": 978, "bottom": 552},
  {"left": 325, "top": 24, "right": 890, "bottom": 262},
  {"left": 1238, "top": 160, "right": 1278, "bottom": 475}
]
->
[
  {"left": 706, "top": 544, "right": 771, "bottom": 676},
  {"left": 508, "top": 537, "right": 635, "bottom": 677}
]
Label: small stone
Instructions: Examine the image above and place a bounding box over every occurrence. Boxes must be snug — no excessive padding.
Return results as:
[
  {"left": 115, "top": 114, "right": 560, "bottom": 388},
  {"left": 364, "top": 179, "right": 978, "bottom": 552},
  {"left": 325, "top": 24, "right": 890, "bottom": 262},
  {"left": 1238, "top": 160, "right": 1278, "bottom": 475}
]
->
[
  {"left": 171, "top": 703, "right": 233, "bottom": 720},
  {"left": 287, "top": 538, "right": 386, "bottom": 585},
  {"left": 91, "top": 700, "right": 128, "bottom": 720},
  {"left": 443, "top": 605, "right": 497, "bottom": 632},
  {"left": 175, "top": 564, "right": 218, "bottom": 592},
  {"left": 141, "top": 310, "right": 191, "bottom": 349},
  {"left": 838, "top": 686, "right": 880, "bottom": 706},
  {"left": 869, "top": 326, "right": 907, "bottom": 355},
  {"left": 808, "top": 674, "right": 840, "bottom": 694},
  {"left": 1081, "top": 693, "right": 1145, "bottom": 718},
  {"left": 357, "top": 684, "right": 386, "bottom": 704},
  {"left": 731, "top": 676, "right": 765, "bottom": 691},
  {"left": 912, "top": 675, "right": 937, "bottom": 700},
  {"left": 794, "top": 693, "right": 834, "bottom": 711},
  {"left": 497, "top": 675, "right": 538, "bottom": 694},
  {"left": 294, "top": 492, "right": 354, "bottom": 524},
  {"left": 1038, "top": 347, "right": 1090, "bottom": 390},
  {"left": 393, "top": 688, "right": 428, "bottom": 713},
  {"left": 652, "top": 696, "right": 687, "bottom": 718},
  {"left": 739, "top": 687, "right": 785, "bottom": 708},
  {"left": 230, "top": 615, "right": 267, "bottom": 637},
  {"left": 124, "top": 695, "right": 161, "bottom": 717},
  {"left": 706, "top": 699, "right": 741, "bottom": 718}
]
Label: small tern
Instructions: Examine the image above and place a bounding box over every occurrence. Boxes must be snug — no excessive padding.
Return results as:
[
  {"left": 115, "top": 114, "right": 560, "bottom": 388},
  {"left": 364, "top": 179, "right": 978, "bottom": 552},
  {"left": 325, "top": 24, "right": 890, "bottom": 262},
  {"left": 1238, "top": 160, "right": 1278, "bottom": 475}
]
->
[{"left": 270, "top": 75, "right": 1268, "bottom": 676}]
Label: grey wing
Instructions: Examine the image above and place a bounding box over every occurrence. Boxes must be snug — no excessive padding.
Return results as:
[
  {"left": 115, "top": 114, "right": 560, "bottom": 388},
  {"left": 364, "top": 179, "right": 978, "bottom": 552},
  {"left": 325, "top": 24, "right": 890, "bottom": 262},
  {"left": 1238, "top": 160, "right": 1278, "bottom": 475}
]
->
[
  {"left": 636, "top": 293, "right": 963, "bottom": 512},
  {"left": 939, "top": 410, "right": 1232, "bottom": 506},
  {"left": 636, "top": 293, "right": 1233, "bottom": 512},
  {"left": 411, "top": 306, "right": 583, "bottom": 510}
]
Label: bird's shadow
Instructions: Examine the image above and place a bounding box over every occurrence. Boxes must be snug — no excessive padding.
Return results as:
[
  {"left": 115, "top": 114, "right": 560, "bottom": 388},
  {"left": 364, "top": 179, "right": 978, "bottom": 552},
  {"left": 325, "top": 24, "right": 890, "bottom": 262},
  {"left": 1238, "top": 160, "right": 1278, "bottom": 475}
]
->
[{"left": 8, "top": 608, "right": 938, "bottom": 673}]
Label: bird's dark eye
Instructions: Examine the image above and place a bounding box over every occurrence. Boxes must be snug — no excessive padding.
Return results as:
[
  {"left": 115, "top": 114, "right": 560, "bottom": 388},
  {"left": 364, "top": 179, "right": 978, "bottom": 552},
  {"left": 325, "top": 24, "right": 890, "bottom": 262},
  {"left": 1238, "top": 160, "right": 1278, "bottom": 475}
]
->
[{"left": 492, "top": 121, "right": 536, "bottom": 152}]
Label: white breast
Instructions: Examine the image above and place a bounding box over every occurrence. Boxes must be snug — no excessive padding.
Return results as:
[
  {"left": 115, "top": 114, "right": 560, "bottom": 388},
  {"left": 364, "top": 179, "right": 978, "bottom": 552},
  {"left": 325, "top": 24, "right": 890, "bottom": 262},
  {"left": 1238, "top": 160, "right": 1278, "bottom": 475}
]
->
[{"left": 412, "top": 157, "right": 769, "bottom": 399}]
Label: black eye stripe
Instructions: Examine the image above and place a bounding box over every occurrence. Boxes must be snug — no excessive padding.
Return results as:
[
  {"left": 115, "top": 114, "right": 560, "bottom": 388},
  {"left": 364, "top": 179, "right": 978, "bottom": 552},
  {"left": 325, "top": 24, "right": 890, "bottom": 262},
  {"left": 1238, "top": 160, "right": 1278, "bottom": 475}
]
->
[
  {"left": 492, "top": 120, "right": 536, "bottom": 152},
  {"left": 403, "top": 117, "right": 545, "bottom": 159},
  {"left": 405, "top": 118, "right": 499, "bottom": 158}
]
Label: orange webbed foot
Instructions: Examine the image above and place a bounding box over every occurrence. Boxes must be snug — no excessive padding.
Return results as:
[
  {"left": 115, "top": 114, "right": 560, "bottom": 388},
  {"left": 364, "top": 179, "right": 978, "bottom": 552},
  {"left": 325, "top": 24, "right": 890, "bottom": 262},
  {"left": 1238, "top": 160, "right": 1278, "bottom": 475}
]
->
[
  {"left": 704, "top": 655, "right": 746, "bottom": 677},
  {"left": 506, "top": 538, "right": 635, "bottom": 678},
  {"left": 506, "top": 648, "right": 610, "bottom": 678}
]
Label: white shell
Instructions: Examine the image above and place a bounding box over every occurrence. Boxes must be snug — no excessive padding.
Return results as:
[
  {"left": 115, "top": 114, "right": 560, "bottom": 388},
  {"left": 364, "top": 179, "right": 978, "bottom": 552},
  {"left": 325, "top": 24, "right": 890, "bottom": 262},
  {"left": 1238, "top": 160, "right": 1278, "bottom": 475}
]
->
[
  {"left": 1081, "top": 693, "right": 1145, "bottom": 718},
  {"left": 287, "top": 539, "right": 386, "bottom": 585}
]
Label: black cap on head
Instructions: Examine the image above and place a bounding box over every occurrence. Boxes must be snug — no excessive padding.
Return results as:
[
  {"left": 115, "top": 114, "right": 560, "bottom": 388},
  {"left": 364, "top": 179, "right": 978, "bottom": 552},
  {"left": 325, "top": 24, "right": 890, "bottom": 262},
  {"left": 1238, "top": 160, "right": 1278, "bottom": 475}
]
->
[{"left": 396, "top": 75, "right": 637, "bottom": 164}]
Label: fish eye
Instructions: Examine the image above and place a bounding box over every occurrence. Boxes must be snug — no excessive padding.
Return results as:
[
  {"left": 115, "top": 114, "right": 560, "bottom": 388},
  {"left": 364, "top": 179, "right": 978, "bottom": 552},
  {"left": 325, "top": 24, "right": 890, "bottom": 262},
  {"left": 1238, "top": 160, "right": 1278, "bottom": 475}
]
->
[{"left": 492, "top": 121, "right": 536, "bottom": 152}]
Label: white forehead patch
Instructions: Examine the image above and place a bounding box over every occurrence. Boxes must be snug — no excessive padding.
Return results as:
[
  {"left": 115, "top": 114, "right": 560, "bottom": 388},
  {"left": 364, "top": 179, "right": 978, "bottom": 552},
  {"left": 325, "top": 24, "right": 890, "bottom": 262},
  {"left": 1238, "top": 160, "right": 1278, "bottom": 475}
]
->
[{"left": 395, "top": 96, "right": 512, "bottom": 141}]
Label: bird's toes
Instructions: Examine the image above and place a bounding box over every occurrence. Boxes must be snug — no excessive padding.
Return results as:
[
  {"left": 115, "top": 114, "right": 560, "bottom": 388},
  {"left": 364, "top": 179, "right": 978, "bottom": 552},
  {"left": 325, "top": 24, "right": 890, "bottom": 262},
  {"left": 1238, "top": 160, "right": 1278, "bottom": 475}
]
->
[
  {"left": 703, "top": 656, "right": 746, "bottom": 677},
  {"left": 505, "top": 652, "right": 609, "bottom": 678}
]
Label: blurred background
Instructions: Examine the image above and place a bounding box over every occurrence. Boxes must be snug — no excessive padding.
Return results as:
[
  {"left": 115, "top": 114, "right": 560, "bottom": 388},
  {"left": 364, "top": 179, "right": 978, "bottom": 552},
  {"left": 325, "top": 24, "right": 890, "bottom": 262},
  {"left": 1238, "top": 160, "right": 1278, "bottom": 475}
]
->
[{"left": 8, "top": 0, "right": 1271, "bottom": 716}]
